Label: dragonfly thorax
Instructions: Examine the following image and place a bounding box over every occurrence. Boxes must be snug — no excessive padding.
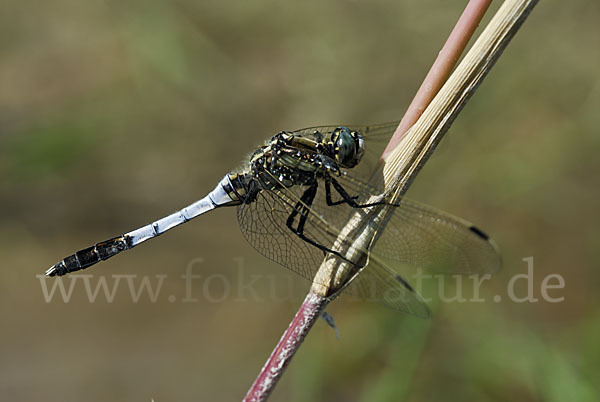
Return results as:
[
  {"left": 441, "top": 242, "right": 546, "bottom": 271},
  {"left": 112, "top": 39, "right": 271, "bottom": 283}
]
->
[
  {"left": 229, "top": 127, "right": 366, "bottom": 206},
  {"left": 255, "top": 134, "right": 332, "bottom": 179}
]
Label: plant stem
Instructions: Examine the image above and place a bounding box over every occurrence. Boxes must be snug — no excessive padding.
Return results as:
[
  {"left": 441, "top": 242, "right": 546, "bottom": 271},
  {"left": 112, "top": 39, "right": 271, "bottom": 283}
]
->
[
  {"left": 242, "top": 0, "right": 538, "bottom": 400},
  {"left": 242, "top": 292, "right": 329, "bottom": 402},
  {"left": 382, "top": 0, "right": 492, "bottom": 158}
]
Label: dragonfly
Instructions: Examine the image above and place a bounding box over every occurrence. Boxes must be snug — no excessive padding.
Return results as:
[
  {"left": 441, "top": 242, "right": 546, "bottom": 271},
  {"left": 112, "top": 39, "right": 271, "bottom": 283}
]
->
[{"left": 45, "top": 122, "right": 501, "bottom": 317}]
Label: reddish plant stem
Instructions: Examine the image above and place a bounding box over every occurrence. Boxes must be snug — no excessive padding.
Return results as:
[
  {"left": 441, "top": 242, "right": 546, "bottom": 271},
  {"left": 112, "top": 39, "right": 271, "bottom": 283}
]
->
[
  {"left": 382, "top": 0, "right": 492, "bottom": 159},
  {"left": 243, "top": 292, "right": 329, "bottom": 402}
]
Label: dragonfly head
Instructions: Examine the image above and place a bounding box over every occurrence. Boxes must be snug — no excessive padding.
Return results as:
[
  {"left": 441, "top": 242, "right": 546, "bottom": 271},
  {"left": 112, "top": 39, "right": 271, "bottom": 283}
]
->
[{"left": 330, "top": 127, "right": 365, "bottom": 168}]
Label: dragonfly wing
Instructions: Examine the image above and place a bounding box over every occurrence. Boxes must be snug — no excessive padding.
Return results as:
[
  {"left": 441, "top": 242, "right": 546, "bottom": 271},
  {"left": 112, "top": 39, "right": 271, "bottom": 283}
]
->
[
  {"left": 290, "top": 121, "right": 400, "bottom": 140},
  {"left": 342, "top": 257, "right": 431, "bottom": 317},
  {"left": 333, "top": 170, "right": 501, "bottom": 275},
  {"left": 237, "top": 171, "right": 431, "bottom": 317},
  {"left": 237, "top": 182, "right": 342, "bottom": 282},
  {"left": 373, "top": 197, "right": 502, "bottom": 275}
]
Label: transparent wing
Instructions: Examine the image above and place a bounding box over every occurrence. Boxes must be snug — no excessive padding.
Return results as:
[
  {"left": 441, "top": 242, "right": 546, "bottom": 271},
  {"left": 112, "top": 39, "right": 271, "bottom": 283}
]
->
[
  {"left": 341, "top": 197, "right": 500, "bottom": 317},
  {"left": 374, "top": 198, "right": 502, "bottom": 276},
  {"left": 237, "top": 170, "right": 431, "bottom": 316},
  {"left": 337, "top": 171, "right": 502, "bottom": 275},
  {"left": 238, "top": 177, "right": 499, "bottom": 316},
  {"left": 290, "top": 121, "right": 400, "bottom": 141},
  {"left": 342, "top": 256, "right": 432, "bottom": 318},
  {"left": 325, "top": 172, "right": 500, "bottom": 316},
  {"left": 237, "top": 183, "right": 335, "bottom": 281}
]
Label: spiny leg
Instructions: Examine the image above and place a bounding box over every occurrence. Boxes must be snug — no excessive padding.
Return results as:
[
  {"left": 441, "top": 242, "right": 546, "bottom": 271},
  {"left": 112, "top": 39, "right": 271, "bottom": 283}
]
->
[
  {"left": 324, "top": 179, "right": 357, "bottom": 206},
  {"left": 327, "top": 177, "right": 388, "bottom": 208},
  {"left": 285, "top": 184, "right": 354, "bottom": 264},
  {"left": 286, "top": 184, "right": 317, "bottom": 238},
  {"left": 285, "top": 184, "right": 316, "bottom": 231}
]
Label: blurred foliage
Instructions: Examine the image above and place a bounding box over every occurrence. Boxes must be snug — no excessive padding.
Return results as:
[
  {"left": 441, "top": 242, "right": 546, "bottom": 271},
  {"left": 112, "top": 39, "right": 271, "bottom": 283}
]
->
[{"left": 1, "top": 0, "right": 599, "bottom": 401}]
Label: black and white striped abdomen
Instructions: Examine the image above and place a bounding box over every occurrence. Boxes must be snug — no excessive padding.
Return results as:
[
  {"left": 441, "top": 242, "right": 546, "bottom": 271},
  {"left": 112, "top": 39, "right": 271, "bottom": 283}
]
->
[{"left": 45, "top": 174, "right": 243, "bottom": 277}]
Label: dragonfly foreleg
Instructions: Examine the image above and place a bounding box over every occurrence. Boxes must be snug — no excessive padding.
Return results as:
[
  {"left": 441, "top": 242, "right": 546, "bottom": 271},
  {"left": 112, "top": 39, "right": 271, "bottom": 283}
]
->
[
  {"left": 327, "top": 177, "right": 386, "bottom": 208},
  {"left": 324, "top": 179, "right": 358, "bottom": 206},
  {"left": 286, "top": 184, "right": 354, "bottom": 264}
]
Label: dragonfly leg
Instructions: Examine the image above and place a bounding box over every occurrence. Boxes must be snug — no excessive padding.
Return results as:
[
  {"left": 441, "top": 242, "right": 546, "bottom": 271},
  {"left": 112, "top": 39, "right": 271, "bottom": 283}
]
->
[
  {"left": 286, "top": 184, "right": 354, "bottom": 264},
  {"left": 285, "top": 184, "right": 316, "bottom": 231},
  {"left": 328, "top": 177, "right": 386, "bottom": 208},
  {"left": 324, "top": 180, "right": 358, "bottom": 206}
]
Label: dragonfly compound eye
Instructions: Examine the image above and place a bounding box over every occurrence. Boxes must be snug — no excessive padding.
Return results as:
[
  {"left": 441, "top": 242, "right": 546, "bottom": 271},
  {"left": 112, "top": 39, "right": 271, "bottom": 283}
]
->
[{"left": 332, "top": 127, "right": 365, "bottom": 168}]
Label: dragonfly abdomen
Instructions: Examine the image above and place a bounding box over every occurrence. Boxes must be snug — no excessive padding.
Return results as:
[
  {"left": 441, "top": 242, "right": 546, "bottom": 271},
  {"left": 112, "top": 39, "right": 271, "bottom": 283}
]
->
[
  {"left": 46, "top": 236, "right": 131, "bottom": 276},
  {"left": 45, "top": 175, "right": 243, "bottom": 277}
]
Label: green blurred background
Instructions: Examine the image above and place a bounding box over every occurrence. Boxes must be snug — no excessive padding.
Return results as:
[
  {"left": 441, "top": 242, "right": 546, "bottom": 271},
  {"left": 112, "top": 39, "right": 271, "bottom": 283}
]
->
[{"left": 1, "top": 0, "right": 598, "bottom": 401}]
